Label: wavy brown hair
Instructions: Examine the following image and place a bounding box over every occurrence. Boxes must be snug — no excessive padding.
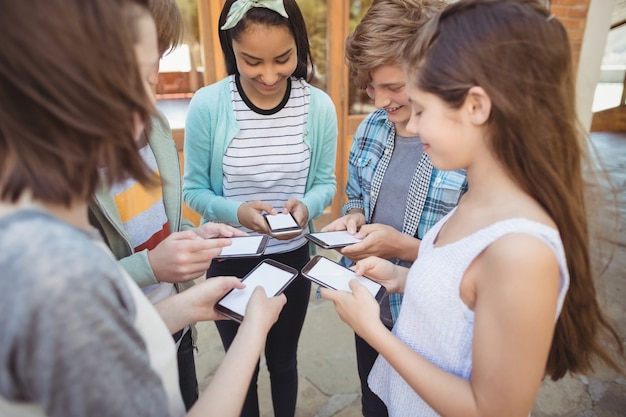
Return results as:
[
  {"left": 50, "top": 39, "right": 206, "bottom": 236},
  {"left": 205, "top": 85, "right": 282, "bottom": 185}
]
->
[
  {"left": 404, "top": 0, "right": 624, "bottom": 380},
  {"left": 345, "top": 0, "right": 448, "bottom": 89},
  {"left": 0, "top": 0, "right": 155, "bottom": 207}
]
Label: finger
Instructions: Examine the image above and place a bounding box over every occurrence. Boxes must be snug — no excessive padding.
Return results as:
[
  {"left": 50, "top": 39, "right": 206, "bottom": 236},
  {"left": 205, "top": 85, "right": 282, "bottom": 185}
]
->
[
  {"left": 273, "top": 293, "right": 287, "bottom": 306},
  {"left": 227, "top": 227, "right": 249, "bottom": 237},
  {"left": 256, "top": 201, "right": 277, "bottom": 214},
  {"left": 348, "top": 278, "right": 365, "bottom": 293},
  {"left": 195, "top": 237, "right": 233, "bottom": 251},
  {"left": 354, "top": 229, "right": 371, "bottom": 239},
  {"left": 352, "top": 259, "right": 371, "bottom": 276},
  {"left": 282, "top": 198, "right": 298, "bottom": 212},
  {"left": 319, "top": 286, "right": 338, "bottom": 301},
  {"left": 339, "top": 240, "right": 366, "bottom": 255},
  {"left": 346, "top": 218, "right": 359, "bottom": 235},
  {"left": 211, "top": 275, "right": 245, "bottom": 293},
  {"left": 171, "top": 229, "right": 202, "bottom": 241}
]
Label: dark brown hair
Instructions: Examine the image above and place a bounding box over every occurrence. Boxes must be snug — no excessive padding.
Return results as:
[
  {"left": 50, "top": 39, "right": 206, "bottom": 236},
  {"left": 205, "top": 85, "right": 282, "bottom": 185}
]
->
[
  {"left": 345, "top": 0, "right": 448, "bottom": 89},
  {"left": 148, "top": 0, "right": 184, "bottom": 56},
  {"left": 0, "top": 0, "right": 155, "bottom": 207},
  {"left": 218, "top": 0, "right": 314, "bottom": 81},
  {"left": 404, "top": 0, "right": 623, "bottom": 380}
]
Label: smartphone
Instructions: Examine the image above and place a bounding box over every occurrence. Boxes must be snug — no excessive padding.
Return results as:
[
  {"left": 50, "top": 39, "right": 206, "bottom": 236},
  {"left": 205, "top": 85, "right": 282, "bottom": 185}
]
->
[
  {"left": 263, "top": 212, "right": 303, "bottom": 237},
  {"left": 215, "top": 259, "right": 298, "bottom": 323},
  {"left": 301, "top": 255, "right": 386, "bottom": 302},
  {"left": 305, "top": 230, "right": 363, "bottom": 249},
  {"left": 214, "top": 235, "right": 269, "bottom": 259}
]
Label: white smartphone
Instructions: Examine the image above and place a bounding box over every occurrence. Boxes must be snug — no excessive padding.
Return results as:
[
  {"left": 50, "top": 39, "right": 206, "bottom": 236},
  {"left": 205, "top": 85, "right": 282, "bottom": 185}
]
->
[
  {"left": 305, "top": 230, "right": 363, "bottom": 249},
  {"left": 214, "top": 235, "right": 269, "bottom": 259},
  {"left": 301, "top": 255, "right": 386, "bottom": 302},
  {"left": 215, "top": 259, "right": 297, "bottom": 323},
  {"left": 263, "top": 212, "right": 303, "bottom": 237}
]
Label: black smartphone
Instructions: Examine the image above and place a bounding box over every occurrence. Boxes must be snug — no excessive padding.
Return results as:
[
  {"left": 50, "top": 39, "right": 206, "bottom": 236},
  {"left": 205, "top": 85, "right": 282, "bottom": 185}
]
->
[
  {"left": 305, "top": 230, "right": 363, "bottom": 249},
  {"left": 215, "top": 259, "right": 298, "bottom": 323},
  {"left": 263, "top": 212, "right": 303, "bottom": 237},
  {"left": 301, "top": 255, "right": 386, "bottom": 302},
  {"left": 214, "top": 235, "right": 269, "bottom": 260}
]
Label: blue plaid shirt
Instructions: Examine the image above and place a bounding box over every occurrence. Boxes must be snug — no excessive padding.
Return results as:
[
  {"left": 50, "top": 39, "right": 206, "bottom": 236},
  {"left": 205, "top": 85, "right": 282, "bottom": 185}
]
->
[{"left": 342, "top": 108, "right": 468, "bottom": 320}]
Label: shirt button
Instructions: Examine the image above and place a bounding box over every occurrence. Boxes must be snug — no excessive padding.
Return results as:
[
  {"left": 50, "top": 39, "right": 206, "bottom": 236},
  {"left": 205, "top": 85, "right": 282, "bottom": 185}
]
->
[{"left": 384, "top": 148, "right": 390, "bottom": 155}]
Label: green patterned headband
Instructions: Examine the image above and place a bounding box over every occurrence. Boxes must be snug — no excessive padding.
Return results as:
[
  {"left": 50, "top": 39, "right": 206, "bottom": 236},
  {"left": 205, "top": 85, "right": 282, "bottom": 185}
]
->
[{"left": 221, "top": 0, "right": 289, "bottom": 30}]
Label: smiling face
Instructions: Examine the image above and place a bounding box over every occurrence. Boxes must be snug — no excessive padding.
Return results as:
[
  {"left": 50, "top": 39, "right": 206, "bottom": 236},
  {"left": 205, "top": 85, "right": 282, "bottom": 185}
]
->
[
  {"left": 232, "top": 23, "right": 298, "bottom": 109},
  {"left": 366, "top": 64, "right": 414, "bottom": 136},
  {"left": 405, "top": 83, "right": 473, "bottom": 171}
]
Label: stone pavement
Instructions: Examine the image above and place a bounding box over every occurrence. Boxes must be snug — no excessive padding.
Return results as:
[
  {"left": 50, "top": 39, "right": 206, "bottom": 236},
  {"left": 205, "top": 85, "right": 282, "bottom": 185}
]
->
[{"left": 194, "top": 132, "right": 626, "bottom": 416}]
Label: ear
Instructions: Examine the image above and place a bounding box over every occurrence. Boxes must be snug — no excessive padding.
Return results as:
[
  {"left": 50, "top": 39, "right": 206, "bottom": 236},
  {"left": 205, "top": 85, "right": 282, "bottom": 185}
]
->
[{"left": 465, "top": 86, "right": 491, "bottom": 126}]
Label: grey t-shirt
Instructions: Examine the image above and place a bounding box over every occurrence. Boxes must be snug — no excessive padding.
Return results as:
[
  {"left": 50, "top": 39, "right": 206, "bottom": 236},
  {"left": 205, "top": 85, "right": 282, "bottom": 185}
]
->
[
  {"left": 0, "top": 210, "right": 183, "bottom": 417},
  {"left": 371, "top": 133, "right": 423, "bottom": 232}
]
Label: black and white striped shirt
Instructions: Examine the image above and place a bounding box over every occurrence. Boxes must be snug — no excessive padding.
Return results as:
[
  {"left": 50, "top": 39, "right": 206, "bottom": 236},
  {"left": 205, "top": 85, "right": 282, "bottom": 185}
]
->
[{"left": 223, "top": 76, "right": 311, "bottom": 253}]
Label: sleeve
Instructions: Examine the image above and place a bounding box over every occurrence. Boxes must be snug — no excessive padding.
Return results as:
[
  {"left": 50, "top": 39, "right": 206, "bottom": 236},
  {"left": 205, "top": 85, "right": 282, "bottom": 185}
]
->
[
  {"left": 88, "top": 202, "right": 160, "bottom": 288},
  {"left": 11, "top": 252, "right": 173, "bottom": 417},
  {"left": 118, "top": 249, "right": 158, "bottom": 288},
  {"left": 342, "top": 119, "right": 371, "bottom": 216},
  {"left": 300, "top": 89, "right": 338, "bottom": 220},
  {"left": 183, "top": 86, "right": 241, "bottom": 225}
]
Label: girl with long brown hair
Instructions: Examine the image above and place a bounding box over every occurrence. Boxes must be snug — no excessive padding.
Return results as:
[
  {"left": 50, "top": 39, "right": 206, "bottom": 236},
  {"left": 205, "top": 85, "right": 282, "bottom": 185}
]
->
[{"left": 321, "top": 0, "right": 624, "bottom": 415}]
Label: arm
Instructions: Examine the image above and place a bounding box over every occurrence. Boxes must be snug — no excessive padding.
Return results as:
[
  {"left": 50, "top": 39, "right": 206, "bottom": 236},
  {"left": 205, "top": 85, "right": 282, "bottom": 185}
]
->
[
  {"left": 188, "top": 288, "right": 286, "bottom": 417},
  {"left": 183, "top": 85, "right": 242, "bottom": 225},
  {"left": 341, "top": 113, "right": 384, "bottom": 218},
  {"left": 327, "top": 234, "right": 560, "bottom": 417},
  {"left": 154, "top": 276, "right": 245, "bottom": 334}
]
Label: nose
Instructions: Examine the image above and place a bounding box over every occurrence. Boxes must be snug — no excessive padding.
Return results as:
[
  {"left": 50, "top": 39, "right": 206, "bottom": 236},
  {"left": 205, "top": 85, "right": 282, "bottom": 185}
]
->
[
  {"left": 261, "top": 65, "right": 279, "bottom": 86},
  {"left": 373, "top": 91, "right": 391, "bottom": 109},
  {"left": 406, "top": 115, "right": 420, "bottom": 135}
]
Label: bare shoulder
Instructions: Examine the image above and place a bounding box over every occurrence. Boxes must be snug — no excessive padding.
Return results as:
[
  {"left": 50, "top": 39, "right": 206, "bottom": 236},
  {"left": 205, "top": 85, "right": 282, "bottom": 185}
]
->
[{"left": 477, "top": 233, "right": 560, "bottom": 296}]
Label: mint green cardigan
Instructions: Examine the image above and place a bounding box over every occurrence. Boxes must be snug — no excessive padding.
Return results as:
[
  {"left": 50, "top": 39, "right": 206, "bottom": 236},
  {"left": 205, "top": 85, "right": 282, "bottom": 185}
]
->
[{"left": 183, "top": 76, "right": 338, "bottom": 228}]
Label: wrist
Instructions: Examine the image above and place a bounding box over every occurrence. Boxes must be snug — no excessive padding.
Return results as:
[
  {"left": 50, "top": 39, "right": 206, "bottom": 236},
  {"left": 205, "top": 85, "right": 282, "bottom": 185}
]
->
[
  {"left": 238, "top": 320, "right": 268, "bottom": 345},
  {"left": 347, "top": 208, "right": 364, "bottom": 216}
]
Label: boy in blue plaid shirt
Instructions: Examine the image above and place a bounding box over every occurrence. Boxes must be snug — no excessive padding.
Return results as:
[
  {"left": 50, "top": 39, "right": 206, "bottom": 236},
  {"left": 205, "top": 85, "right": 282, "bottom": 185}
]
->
[{"left": 321, "top": 0, "right": 467, "bottom": 415}]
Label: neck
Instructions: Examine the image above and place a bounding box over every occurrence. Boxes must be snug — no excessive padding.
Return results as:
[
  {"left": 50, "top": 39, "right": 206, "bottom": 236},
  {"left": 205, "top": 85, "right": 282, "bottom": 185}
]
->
[{"left": 462, "top": 151, "right": 530, "bottom": 210}]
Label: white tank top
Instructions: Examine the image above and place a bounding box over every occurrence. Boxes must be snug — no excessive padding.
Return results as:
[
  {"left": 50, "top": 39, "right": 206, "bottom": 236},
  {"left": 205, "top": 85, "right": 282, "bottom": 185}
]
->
[{"left": 368, "top": 208, "right": 570, "bottom": 417}]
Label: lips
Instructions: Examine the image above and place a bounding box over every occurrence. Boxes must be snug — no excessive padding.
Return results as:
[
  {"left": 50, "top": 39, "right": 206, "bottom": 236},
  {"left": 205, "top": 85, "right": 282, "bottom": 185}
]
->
[{"left": 386, "top": 105, "right": 403, "bottom": 113}]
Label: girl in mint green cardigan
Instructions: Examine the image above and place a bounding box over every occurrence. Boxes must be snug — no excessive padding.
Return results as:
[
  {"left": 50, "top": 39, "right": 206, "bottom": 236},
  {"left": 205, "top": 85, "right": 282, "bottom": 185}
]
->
[{"left": 183, "top": 1, "right": 337, "bottom": 416}]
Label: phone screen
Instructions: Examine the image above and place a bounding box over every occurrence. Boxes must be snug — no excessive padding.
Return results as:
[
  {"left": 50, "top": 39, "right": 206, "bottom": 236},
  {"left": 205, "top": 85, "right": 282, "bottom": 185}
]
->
[
  {"left": 305, "top": 231, "right": 362, "bottom": 249},
  {"left": 215, "top": 235, "right": 269, "bottom": 259},
  {"left": 216, "top": 260, "right": 297, "bottom": 322},
  {"left": 264, "top": 213, "right": 302, "bottom": 236},
  {"left": 302, "top": 256, "right": 385, "bottom": 301}
]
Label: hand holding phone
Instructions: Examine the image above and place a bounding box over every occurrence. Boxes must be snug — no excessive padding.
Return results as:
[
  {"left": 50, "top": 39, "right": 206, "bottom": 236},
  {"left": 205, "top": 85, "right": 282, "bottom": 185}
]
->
[
  {"left": 263, "top": 212, "right": 303, "bottom": 237},
  {"left": 305, "top": 230, "right": 363, "bottom": 249},
  {"left": 301, "top": 256, "right": 386, "bottom": 302},
  {"left": 215, "top": 259, "right": 297, "bottom": 322}
]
